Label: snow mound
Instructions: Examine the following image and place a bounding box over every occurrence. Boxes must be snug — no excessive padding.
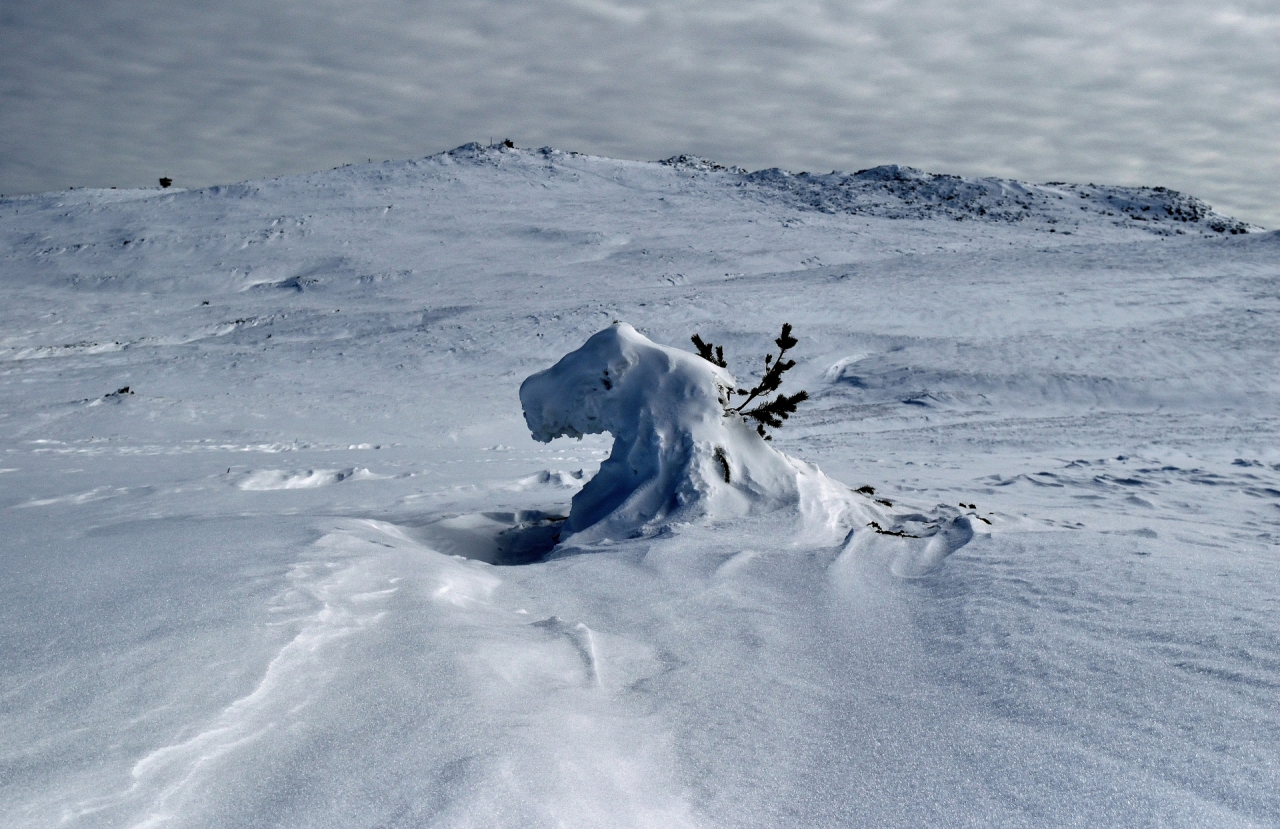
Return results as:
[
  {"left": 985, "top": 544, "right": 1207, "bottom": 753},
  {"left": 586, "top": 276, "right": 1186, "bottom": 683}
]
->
[
  {"left": 237, "top": 467, "right": 380, "bottom": 490},
  {"left": 508, "top": 469, "right": 588, "bottom": 491},
  {"left": 519, "top": 323, "right": 865, "bottom": 544}
]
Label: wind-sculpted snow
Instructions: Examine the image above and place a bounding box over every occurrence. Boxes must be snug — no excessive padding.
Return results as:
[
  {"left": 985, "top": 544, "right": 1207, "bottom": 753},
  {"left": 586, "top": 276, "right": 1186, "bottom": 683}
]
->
[
  {"left": 236, "top": 467, "right": 383, "bottom": 490},
  {"left": 2, "top": 143, "right": 1279, "bottom": 828},
  {"left": 520, "top": 323, "right": 863, "bottom": 544}
]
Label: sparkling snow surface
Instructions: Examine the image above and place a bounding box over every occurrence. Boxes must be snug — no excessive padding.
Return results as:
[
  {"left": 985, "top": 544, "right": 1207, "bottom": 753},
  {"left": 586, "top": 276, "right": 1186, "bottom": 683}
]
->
[{"left": 2, "top": 145, "right": 1278, "bottom": 828}]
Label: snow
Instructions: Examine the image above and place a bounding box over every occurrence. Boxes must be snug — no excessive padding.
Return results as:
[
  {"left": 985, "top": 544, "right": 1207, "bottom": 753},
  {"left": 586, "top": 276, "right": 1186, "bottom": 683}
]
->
[
  {"left": 1, "top": 143, "right": 1278, "bottom": 827},
  {"left": 740, "top": 162, "right": 1259, "bottom": 235},
  {"left": 520, "top": 322, "right": 865, "bottom": 544},
  {"left": 237, "top": 467, "right": 383, "bottom": 490}
]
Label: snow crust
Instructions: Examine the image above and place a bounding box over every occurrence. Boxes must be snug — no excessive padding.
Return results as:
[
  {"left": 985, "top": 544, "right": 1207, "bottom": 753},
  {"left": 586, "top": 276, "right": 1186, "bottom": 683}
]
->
[
  {"left": 1, "top": 142, "right": 1277, "bottom": 828},
  {"left": 520, "top": 323, "right": 862, "bottom": 543}
]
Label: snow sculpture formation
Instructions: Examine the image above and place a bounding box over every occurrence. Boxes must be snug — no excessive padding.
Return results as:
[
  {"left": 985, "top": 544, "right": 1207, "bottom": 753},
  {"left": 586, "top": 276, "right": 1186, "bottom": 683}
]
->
[{"left": 520, "top": 323, "right": 864, "bottom": 544}]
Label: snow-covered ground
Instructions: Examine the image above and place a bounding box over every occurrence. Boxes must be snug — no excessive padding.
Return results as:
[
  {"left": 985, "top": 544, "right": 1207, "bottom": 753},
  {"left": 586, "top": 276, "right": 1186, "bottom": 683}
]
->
[{"left": 2, "top": 143, "right": 1278, "bottom": 827}]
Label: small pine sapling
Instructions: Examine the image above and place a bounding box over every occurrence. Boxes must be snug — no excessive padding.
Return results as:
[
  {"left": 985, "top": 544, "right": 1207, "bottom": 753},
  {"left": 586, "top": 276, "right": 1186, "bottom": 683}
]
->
[{"left": 690, "top": 323, "right": 810, "bottom": 440}]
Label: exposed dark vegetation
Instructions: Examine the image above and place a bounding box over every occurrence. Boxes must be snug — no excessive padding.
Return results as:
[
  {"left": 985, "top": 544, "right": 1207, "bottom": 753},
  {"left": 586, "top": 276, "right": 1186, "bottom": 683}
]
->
[{"left": 692, "top": 323, "right": 810, "bottom": 440}]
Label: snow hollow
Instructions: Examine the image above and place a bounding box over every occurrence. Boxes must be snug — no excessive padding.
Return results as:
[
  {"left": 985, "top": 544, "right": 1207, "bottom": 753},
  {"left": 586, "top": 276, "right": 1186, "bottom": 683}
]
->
[{"left": 1, "top": 143, "right": 1278, "bottom": 828}]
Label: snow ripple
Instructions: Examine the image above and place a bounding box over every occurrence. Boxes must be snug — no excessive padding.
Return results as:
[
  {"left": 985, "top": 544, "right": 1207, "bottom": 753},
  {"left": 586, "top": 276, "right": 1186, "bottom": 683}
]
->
[{"left": 59, "top": 522, "right": 402, "bottom": 828}]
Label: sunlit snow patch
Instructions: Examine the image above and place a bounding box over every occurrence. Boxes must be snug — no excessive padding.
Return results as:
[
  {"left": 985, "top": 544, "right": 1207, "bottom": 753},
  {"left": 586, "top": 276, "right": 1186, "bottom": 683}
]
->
[
  {"left": 520, "top": 323, "right": 870, "bottom": 545},
  {"left": 507, "top": 469, "right": 588, "bottom": 491},
  {"left": 237, "top": 467, "right": 382, "bottom": 490},
  {"left": 16, "top": 486, "right": 132, "bottom": 507}
]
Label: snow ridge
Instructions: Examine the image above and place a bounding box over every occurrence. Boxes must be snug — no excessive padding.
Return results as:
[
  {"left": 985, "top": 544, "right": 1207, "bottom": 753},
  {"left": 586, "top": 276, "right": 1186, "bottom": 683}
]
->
[
  {"left": 742, "top": 164, "right": 1256, "bottom": 235},
  {"left": 4, "top": 141, "right": 1255, "bottom": 237},
  {"left": 435, "top": 143, "right": 1258, "bottom": 236}
]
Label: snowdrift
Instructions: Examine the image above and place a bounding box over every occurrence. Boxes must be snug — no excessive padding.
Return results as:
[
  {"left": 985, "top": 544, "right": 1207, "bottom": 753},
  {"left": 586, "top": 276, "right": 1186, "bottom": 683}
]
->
[{"left": 519, "top": 323, "right": 865, "bottom": 544}]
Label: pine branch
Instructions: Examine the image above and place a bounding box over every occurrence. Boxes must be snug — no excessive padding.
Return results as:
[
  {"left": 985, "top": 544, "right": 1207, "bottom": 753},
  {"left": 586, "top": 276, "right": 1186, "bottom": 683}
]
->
[
  {"left": 727, "top": 323, "right": 798, "bottom": 414},
  {"left": 775, "top": 322, "right": 798, "bottom": 352},
  {"left": 691, "top": 323, "right": 810, "bottom": 440},
  {"left": 742, "top": 390, "right": 809, "bottom": 429},
  {"left": 690, "top": 333, "right": 728, "bottom": 368}
]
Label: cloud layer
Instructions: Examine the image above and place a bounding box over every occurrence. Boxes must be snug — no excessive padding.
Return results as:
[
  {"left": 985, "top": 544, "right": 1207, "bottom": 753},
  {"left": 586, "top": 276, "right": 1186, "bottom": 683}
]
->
[{"left": 2, "top": 0, "right": 1276, "bottom": 225}]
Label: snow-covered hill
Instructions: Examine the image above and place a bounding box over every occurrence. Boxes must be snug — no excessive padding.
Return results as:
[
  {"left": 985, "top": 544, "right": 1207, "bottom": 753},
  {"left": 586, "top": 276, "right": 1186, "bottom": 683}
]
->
[
  {"left": 660, "top": 151, "right": 1258, "bottom": 235},
  {"left": 1, "top": 144, "right": 1277, "bottom": 828}
]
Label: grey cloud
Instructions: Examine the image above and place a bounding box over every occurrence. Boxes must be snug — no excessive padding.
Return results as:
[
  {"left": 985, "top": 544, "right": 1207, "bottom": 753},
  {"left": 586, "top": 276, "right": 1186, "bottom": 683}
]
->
[{"left": 1, "top": 0, "right": 1276, "bottom": 226}]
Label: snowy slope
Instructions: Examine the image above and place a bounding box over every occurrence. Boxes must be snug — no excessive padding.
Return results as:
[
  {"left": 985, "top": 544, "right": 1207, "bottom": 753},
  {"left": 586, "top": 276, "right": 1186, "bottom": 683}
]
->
[{"left": 1, "top": 144, "right": 1278, "bottom": 828}]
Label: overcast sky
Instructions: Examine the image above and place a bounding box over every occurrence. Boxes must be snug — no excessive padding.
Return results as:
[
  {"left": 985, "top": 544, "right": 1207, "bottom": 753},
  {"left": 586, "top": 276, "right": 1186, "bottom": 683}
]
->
[{"left": 2, "top": 0, "right": 1277, "bottom": 226}]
